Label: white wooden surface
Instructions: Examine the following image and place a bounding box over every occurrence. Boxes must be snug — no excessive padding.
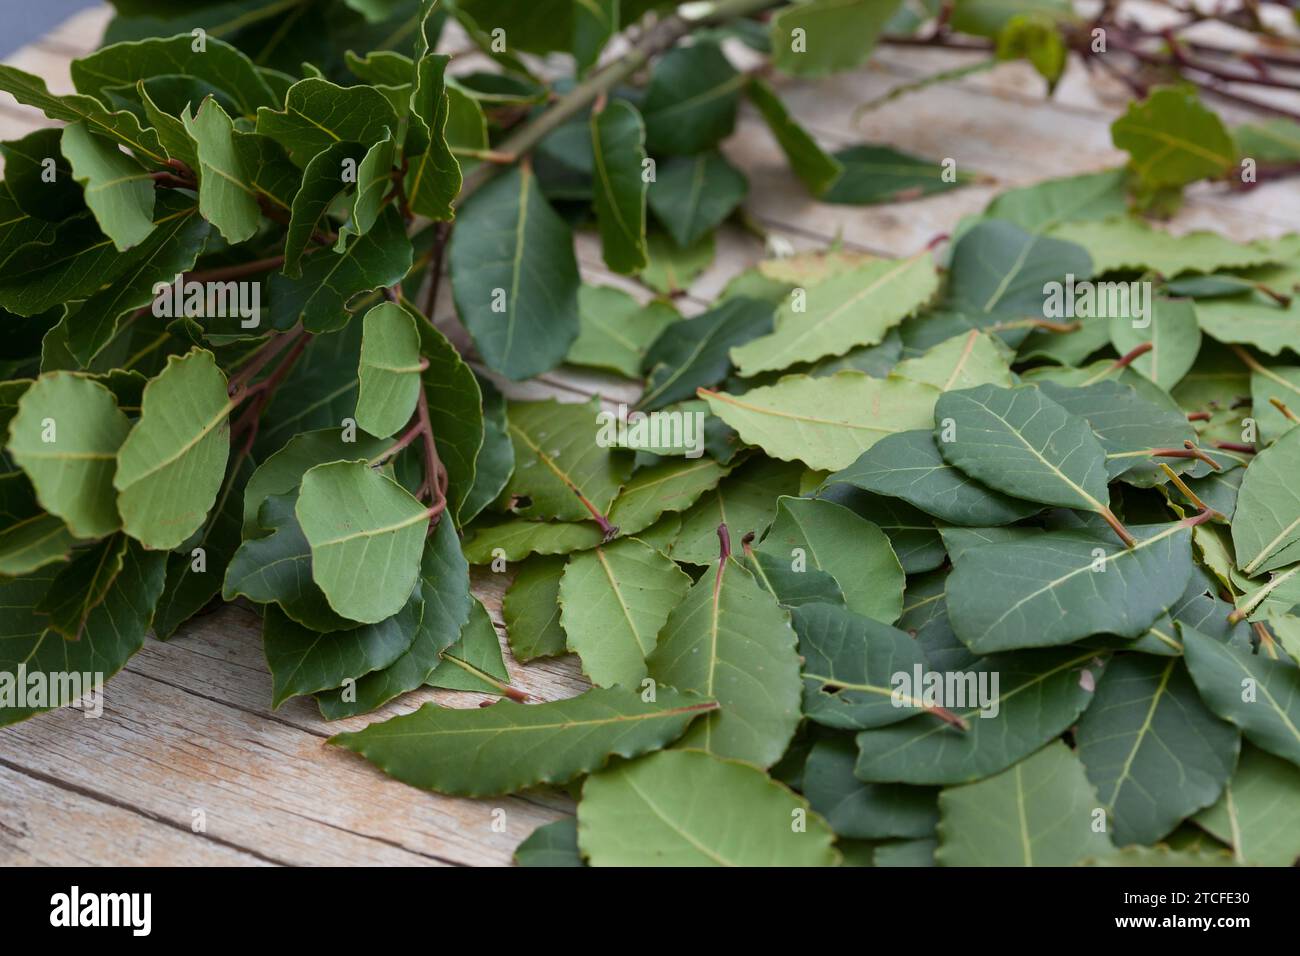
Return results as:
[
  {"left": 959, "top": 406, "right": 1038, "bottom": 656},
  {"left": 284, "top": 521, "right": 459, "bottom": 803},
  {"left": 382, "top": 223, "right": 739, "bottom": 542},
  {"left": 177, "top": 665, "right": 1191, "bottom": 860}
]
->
[{"left": 1, "top": 4, "right": 1295, "bottom": 866}]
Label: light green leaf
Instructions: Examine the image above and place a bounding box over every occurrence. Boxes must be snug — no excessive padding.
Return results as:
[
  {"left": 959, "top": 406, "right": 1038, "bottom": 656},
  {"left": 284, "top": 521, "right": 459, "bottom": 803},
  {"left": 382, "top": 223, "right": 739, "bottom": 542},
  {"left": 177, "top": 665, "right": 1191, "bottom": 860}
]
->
[
  {"left": 427, "top": 596, "right": 509, "bottom": 694},
  {"left": 6, "top": 372, "right": 131, "bottom": 538},
  {"left": 331, "top": 685, "right": 717, "bottom": 796},
  {"left": 578, "top": 749, "right": 839, "bottom": 866},
  {"left": 504, "top": 397, "right": 629, "bottom": 523},
  {"left": 647, "top": 151, "right": 748, "bottom": 251},
  {"left": 515, "top": 818, "right": 583, "bottom": 867},
  {"left": 984, "top": 167, "right": 1128, "bottom": 234},
  {"left": 1076, "top": 655, "right": 1239, "bottom": 846},
  {"left": 589, "top": 100, "right": 648, "bottom": 274},
  {"left": 890, "top": 329, "right": 1013, "bottom": 392},
  {"left": 405, "top": 53, "right": 461, "bottom": 221},
  {"left": 855, "top": 649, "right": 1104, "bottom": 784},
  {"left": 336, "top": 130, "right": 397, "bottom": 248},
  {"left": 60, "top": 121, "right": 155, "bottom": 252},
  {"left": 703, "top": 371, "right": 940, "bottom": 471},
  {"left": 669, "top": 457, "right": 802, "bottom": 565},
  {"left": 182, "top": 97, "right": 261, "bottom": 244},
  {"left": 1194, "top": 743, "right": 1300, "bottom": 866},
  {"left": 607, "top": 453, "right": 734, "bottom": 539},
  {"left": 1182, "top": 625, "right": 1300, "bottom": 769},
  {"left": 114, "top": 348, "right": 232, "bottom": 551},
  {"left": 827, "top": 429, "right": 1039, "bottom": 526},
  {"left": 947, "top": 523, "right": 1195, "bottom": 652},
  {"left": 255, "top": 77, "right": 398, "bottom": 164},
  {"left": 1108, "top": 297, "right": 1200, "bottom": 391},
  {"left": 448, "top": 165, "right": 580, "bottom": 379},
  {"left": 567, "top": 285, "right": 679, "bottom": 378},
  {"left": 640, "top": 297, "right": 773, "bottom": 411},
  {"left": 317, "top": 515, "right": 471, "bottom": 719},
  {"left": 296, "top": 460, "right": 430, "bottom": 623},
  {"left": 282, "top": 141, "right": 368, "bottom": 278},
  {"left": 1049, "top": 216, "right": 1279, "bottom": 276},
  {"left": 1111, "top": 86, "right": 1236, "bottom": 190},
  {"left": 936, "top": 741, "right": 1113, "bottom": 865},
  {"left": 1233, "top": 428, "right": 1300, "bottom": 575},
  {"left": 770, "top": 0, "right": 901, "bottom": 77},
  {"left": 464, "top": 516, "right": 603, "bottom": 564},
  {"left": 503, "top": 554, "right": 568, "bottom": 661},
  {"left": 647, "top": 554, "right": 801, "bottom": 767},
  {"left": 1249, "top": 362, "right": 1300, "bottom": 445},
  {"left": 559, "top": 537, "right": 691, "bottom": 687},
  {"left": 354, "top": 302, "right": 422, "bottom": 439},
  {"left": 731, "top": 253, "right": 939, "bottom": 376},
  {"left": 757, "top": 497, "right": 903, "bottom": 623}
]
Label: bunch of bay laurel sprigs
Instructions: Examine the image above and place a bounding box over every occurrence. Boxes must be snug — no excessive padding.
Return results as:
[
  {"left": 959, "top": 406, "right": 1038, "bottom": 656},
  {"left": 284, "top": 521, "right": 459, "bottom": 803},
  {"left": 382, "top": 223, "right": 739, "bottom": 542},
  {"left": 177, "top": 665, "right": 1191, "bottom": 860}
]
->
[{"left": 1, "top": 0, "right": 1299, "bottom": 867}]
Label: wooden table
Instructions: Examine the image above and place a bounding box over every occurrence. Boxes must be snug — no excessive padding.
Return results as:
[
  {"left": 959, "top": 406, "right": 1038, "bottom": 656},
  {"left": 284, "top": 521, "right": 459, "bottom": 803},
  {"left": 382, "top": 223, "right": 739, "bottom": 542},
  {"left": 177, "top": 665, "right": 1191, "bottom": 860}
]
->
[{"left": 1, "top": 4, "right": 1295, "bottom": 866}]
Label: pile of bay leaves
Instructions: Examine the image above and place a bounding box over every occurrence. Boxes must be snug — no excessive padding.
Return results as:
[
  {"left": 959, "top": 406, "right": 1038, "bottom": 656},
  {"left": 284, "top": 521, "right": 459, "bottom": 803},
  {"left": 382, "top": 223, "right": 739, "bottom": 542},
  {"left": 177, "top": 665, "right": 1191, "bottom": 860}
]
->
[{"left": 0, "top": 0, "right": 1297, "bottom": 868}]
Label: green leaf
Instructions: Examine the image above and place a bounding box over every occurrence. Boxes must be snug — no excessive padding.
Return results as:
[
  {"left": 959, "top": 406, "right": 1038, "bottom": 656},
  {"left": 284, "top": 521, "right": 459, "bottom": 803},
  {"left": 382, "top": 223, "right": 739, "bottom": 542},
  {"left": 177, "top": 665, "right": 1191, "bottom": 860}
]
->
[
  {"left": 639, "top": 231, "right": 715, "bottom": 296},
  {"left": 282, "top": 141, "right": 368, "bottom": 278},
  {"left": 1107, "top": 297, "right": 1200, "bottom": 391},
  {"left": 1049, "top": 216, "right": 1278, "bottom": 277},
  {"left": 589, "top": 100, "right": 648, "bottom": 274},
  {"left": 405, "top": 53, "right": 461, "bottom": 221},
  {"left": 1194, "top": 743, "right": 1300, "bottom": 866},
  {"left": 578, "top": 748, "right": 839, "bottom": 866},
  {"left": 757, "top": 497, "right": 903, "bottom": 623},
  {"left": 703, "top": 371, "right": 940, "bottom": 471},
  {"left": 769, "top": 0, "right": 901, "bottom": 77},
  {"left": 60, "top": 121, "right": 155, "bottom": 252},
  {"left": 558, "top": 537, "right": 691, "bottom": 688},
  {"left": 296, "top": 460, "right": 430, "bottom": 624},
  {"left": 426, "top": 596, "right": 509, "bottom": 694},
  {"left": 794, "top": 601, "right": 929, "bottom": 729},
  {"left": 935, "top": 384, "right": 1113, "bottom": 517},
  {"left": 448, "top": 165, "right": 580, "bottom": 380},
  {"left": 72, "top": 35, "right": 277, "bottom": 117},
  {"left": 747, "top": 77, "right": 843, "bottom": 195},
  {"left": 263, "top": 597, "right": 420, "bottom": 709},
  {"left": 515, "top": 818, "right": 583, "bottom": 867},
  {"left": 1111, "top": 86, "right": 1236, "bottom": 191},
  {"left": 669, "top": 457, "right": 802, "bottom": 565},
  {"left": 0, "top": 541, "right": 165, "bottom": 727},
  {"left": 6, "top": 372, "right": 131, "bottom": 538},
  {"left": 855, "top": 649, "right": 1103, "bottom": 784},
  {"left": 1182, "top": 625, "right": 1300, "bottom": 769},
  {"left": 949, "top": 0, "right": 1071, "bottom": 37},
  {"left": 984, "top": 168, "right": 1128, "bottom": 234},
  {"left": 317, "top": 515, "right": 471, "bottom": 719},
  {"left": 255, "top": 77, "right": 399, "bottom": 164},
  {"left": 731, "top": 253, "right": 939, "bottom": 375},
  {"left": 607, "top": 454, "right": 735, "bottom": 541},
  {"left": 891, "top": 329, "right": 1013, "bottom": 392},
  {"left": 35, "top": 534, "right": 129, "bottom": 641},
  {"left": 504, "top": 397, "right": 629, "bottom": 523},
  {"left": 503, "top": 554, "right": 568, "bottom": 661},
  {"left": 1076, "top": 655, "right": 1238, "bottom": 846},
  {"left": 2, "top": 128, "right": 84, "bottom": 224},
  {"left": 0, "top": 473, "right": 78, "bottom": 577},
  {"left": 641, "top": 41, "right": 743, "bottom": 155},
  {"left": 647, "top": 150, "right": 748, "bottom": 251},
  {"left": 354, "top": 302, "right": 422, "bottom": 439},
  {"left": 65, "top": 203, "right": 209, "bottom": 367},
  {"left": 935, "top": 741, "right": 1113, "bottom": 865},
  {"left": 803, "top": 737, "right": 939, "bottom": 839},
  {"left": 947, "top": 523, "right": 1195, "bottom": 653},
  {"left": 827, "top": 429, "right": 1040, "bottom": 527},
  {"left": 567, "top": 285, "right": 679, "bottom": 378},
  {"left": 416, "top": 315, "right": 486, "bottom": 522},
  {"left": 1232, "top": 428, "right": 1300, "bottom": 575},
  {"left": 269, "top": 205, "right": 413, "bottom": 333},
  {"left": 336, "top": 130, "right": 397, "bottom": 248},
  {"left": 331, "top": 685, "right": 717, "bottom": 797},
  {"left": 0, "top": 64, "right": 167, "bottom": 166},
  {"left": 464, "top": 516, "right": 603, "bottom": 564},
  {"left": 181, "top": 97, "right": 261, "bottom": 244},
  {"left": 113, "top": 348, "right": 232, "bottom": 551},
  {"left": 639, "top": 297, "right": 773, "bottom": 411},
  {"left": 820, "top": 144, "right": 967, "bottom": 205},
  {"left": 459, "top": 378, "right": 513, "bottom": 524},
  {"left": 647, "top": 554, "right": 802, "bottom": 767},
  {"left": 1249, "top": 362, "right": 1300, "bottom": 445}
]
